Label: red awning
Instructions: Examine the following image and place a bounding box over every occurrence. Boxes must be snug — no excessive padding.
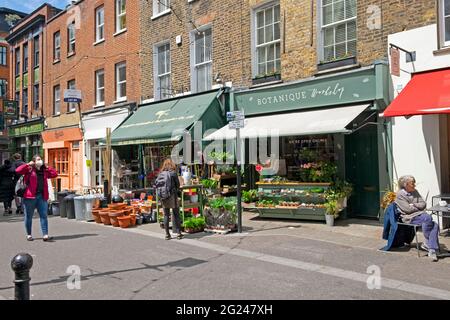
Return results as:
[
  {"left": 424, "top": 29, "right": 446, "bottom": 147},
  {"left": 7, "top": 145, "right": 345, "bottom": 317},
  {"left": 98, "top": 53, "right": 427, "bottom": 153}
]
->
[{"left": 383, "top": 68, "right": 450, "bottom": 117}]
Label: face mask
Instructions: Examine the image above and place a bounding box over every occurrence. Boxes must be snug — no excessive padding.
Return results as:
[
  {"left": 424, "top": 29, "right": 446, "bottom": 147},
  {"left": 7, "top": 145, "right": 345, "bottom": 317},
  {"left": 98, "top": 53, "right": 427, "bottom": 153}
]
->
[{"left": 35, "top": 160, "right": 43, "bottom": 168}]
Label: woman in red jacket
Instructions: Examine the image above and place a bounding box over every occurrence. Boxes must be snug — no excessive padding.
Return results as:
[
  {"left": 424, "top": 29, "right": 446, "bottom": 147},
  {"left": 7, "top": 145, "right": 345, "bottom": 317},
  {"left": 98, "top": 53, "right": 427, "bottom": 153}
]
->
[{"left": 16, "top": 155, "right": 58, "bottom": 241}]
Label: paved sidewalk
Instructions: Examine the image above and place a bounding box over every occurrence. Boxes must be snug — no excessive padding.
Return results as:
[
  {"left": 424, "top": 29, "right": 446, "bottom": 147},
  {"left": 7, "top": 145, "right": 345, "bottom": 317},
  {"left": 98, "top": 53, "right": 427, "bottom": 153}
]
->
[{"left": 135, "top": 210, "right": 450, "bottom": 261}]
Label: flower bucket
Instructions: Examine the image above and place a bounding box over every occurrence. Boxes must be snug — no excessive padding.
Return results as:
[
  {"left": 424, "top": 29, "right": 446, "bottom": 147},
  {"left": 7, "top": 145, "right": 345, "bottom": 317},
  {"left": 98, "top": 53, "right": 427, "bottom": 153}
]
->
[
  {"left": 325, "top": 214, "right": 334, "bottom": 227},
  {"left": 99, "top": 211, "right": 111, "bottom": 225}
]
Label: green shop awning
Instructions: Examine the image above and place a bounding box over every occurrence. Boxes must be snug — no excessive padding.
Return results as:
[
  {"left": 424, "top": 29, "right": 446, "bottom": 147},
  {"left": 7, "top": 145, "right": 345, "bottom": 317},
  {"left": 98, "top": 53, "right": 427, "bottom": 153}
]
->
[{"left": 111, "top": 90, "right": 225, "bottom": 146}]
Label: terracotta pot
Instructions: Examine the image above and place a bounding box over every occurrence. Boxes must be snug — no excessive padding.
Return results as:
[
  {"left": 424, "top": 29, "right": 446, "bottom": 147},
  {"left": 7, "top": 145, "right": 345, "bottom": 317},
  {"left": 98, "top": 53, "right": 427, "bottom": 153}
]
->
[
  {"left": 129, "top": 214, "right": 136, "bottom": 226},
  {"left": 108, "top": 203, "right": 127, "bottom": 210},
  {"left": 92, "top": 210, "right": 102, "bottom": 224},
  {"left": 117, "top": 215, "right": 131, "bottom": 228},
  {"left": 109, "top": 210, "right": 124, "bottom": 227},
  {"left": 99, "top": 211, "right": 111, "bottom": 225}
]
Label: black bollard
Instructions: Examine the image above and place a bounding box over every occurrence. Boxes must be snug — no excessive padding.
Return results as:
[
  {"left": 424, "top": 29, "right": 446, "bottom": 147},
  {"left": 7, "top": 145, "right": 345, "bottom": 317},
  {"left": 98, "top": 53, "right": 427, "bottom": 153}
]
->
[{"left": 11, "top": 253, "right": 33, "bottom": 300}]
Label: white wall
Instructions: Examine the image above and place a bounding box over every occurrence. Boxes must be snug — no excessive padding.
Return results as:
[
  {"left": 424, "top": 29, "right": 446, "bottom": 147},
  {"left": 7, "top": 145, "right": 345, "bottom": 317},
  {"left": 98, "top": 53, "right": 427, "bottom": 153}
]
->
[{"left": 388, "top": 24, "right": 449, "bottom": 206}]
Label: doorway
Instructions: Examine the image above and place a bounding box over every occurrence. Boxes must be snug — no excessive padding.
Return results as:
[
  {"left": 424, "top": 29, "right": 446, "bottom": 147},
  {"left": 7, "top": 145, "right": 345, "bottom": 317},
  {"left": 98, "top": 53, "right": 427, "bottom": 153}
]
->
[{"left": 345, "top": 125, "right": 380, "bottom": 218}]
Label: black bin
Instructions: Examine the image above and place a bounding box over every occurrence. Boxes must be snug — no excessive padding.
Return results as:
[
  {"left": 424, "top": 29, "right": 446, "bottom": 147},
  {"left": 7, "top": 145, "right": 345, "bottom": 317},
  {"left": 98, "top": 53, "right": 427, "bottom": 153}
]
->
[
  {"left": 58, "top": 191, "right": 75, "bottom": 218},
  {"left": 64, "top": 194, "right": 78, "bottom": 219},
  {"left": 51, "top": 202, "right": 60, "bottom": 216}
]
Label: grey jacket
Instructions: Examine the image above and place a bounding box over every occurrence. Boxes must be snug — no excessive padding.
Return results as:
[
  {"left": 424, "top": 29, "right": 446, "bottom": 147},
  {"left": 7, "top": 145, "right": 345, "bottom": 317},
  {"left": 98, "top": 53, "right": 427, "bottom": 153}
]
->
[{"left": 395, "top": 189, "right": 426, "bottom": 222}]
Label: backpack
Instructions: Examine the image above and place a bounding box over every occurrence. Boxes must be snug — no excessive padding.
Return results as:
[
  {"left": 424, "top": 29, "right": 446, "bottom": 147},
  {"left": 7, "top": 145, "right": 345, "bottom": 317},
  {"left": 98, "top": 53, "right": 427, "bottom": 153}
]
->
[
  {"left": 15, "top": 176, "right": 27, "bottom": 197},
  {"left": 155, "top": 171, "right": 173, "bottom": 200}
]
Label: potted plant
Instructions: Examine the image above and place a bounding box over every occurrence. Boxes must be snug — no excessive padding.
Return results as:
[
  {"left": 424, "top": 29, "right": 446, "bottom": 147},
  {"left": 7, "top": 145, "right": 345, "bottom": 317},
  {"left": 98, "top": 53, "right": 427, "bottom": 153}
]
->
[
  {"left": 317, "top": 55, "right": 357, "bottom": 71},
  {"left": 242, "top": 189, "right": 258, "bottom": 205},
  {"left": 183, "top": 216, "right": 206, "bottom": 233},
  {"left": 205, "top": 197, "right": 237, "bottom": 231},
  {"left": 252, "top": 71, "right": 281, "bottom": 85},
  {"left": 201, "top": 178, "right": 219, "bottom": 195},
  {"left": 324, "top": 199, "right": 339, "bottom": 226}
]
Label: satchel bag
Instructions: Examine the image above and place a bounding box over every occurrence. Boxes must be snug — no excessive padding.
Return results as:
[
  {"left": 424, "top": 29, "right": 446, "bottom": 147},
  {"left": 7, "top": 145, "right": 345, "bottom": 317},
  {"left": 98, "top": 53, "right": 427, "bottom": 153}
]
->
[{"left": 15, "top": 176, "right": 27, "bottom": 197}]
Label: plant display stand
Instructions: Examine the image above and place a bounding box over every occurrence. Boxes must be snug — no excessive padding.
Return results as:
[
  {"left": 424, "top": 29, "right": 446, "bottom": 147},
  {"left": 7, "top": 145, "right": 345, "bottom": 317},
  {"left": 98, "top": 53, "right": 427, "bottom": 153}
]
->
[
  {"left": 156, "top": 184, "right": 204, "bottom": 225},
  {"left": 250, "top": 182, "right": 331, "bottom": 221}
]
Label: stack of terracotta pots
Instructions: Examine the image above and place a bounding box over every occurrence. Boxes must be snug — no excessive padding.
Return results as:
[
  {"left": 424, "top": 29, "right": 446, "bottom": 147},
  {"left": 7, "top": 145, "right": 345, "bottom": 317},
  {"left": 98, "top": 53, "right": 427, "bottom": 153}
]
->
[{"left": 90, "top": 203, "right": 139, "bottom": 228}]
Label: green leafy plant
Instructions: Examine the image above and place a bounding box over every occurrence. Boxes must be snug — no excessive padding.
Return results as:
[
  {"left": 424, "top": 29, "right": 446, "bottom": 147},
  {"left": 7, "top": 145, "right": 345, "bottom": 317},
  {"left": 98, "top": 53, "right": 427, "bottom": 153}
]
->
[
  {"left": 324, "top": 199, "right": 340, "bottom": 217},
  {"left": 183, "top": 216, "right": 206, "bottom": 230},
  {"left": 242, "top": 189, "right": 258, "bottom": 203},
  {"left": 201, "top": 178, "right": 219, "bottom": 190},
  {"left": 208, "top": 151, "right": 233, "bottom": 163}
]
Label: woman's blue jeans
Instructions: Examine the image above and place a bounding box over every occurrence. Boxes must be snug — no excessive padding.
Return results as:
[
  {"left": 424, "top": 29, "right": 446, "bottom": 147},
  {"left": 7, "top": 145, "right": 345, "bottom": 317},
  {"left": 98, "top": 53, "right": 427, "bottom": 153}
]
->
[{"left": 24, "top": 194, "right": 49, "bottom": 236}]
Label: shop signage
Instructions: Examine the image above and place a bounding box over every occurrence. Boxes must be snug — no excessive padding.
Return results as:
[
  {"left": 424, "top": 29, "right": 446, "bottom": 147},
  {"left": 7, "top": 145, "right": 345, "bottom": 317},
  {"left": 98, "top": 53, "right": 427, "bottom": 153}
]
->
[
  {"left": 3, "top": 100, "right": 18, "bottom": 119},
  {"left": 86, "top": 160, "right": 92, "bottom": 168},
  {"left": 64, "top": 89, "right": 82, "bottom": 103},
  {"left": 390, "top": 47, "right": 400, "bottom": 77},
  {"left": 235, "top": 68, "right": 377, "bottom": 116},
  {"left": 8, "top": 122, "right": 44, "bottom": 137}
]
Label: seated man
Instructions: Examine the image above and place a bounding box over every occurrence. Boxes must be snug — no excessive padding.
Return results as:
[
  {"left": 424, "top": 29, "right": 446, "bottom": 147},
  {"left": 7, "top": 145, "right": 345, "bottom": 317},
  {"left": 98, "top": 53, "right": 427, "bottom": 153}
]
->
[{"left": 395, "top": 175, "right": 440, "bottom": 262}]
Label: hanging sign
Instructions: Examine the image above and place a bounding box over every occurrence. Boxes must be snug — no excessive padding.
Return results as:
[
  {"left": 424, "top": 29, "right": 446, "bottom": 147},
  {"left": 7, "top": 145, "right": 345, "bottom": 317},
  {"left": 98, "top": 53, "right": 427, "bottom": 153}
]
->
[
  {"left": 390, "top": 47, "right": 400, "bottom": 77},
  {"left": 86, "top": 160, "right": 92, "bottom": 168},
  {"left": 3, "top": 100, "right": 18, "bottom": 119}
]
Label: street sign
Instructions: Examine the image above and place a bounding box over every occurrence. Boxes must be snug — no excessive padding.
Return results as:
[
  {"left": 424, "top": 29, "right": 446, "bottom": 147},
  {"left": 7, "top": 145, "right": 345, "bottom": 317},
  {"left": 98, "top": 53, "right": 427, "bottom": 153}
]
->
[
  {"left": 227, "top": 110, "right": 244, "bottom": 121},
  {"left": 229, "top": 120, "right": 245, "bottom": 129},
  {"left": 64, "top": 89, "right": 82, "bottom": 103},
  {"left": 3, "top": 100, "right": 18, "bottom": 119}
]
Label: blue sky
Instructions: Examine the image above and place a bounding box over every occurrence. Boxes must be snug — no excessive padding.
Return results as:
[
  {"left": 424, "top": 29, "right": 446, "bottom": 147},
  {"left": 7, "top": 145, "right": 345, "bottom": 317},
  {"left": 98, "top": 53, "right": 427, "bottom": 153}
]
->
[{"left": 3, "top": 0, "right": 70, "bottom": 14}]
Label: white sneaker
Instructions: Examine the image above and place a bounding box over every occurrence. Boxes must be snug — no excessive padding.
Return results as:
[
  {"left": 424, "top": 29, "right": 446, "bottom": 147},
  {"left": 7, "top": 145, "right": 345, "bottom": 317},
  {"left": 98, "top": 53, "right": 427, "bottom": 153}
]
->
[
  {"left": 428, "top": 250, "right": 438, "bottom": 262},
  {"left": 420, "top": 243, "right": 429, "bottom": 252}
]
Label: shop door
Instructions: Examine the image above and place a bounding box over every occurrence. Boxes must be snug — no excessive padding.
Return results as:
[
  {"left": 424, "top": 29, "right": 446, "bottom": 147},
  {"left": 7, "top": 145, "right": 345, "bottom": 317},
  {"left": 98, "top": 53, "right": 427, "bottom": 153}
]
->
[
  {"left": 345, "top": 126, "right": 380, "bottom": 218},
  {"left": 72, "top": 147, "right": 81, "bottom": 190}
]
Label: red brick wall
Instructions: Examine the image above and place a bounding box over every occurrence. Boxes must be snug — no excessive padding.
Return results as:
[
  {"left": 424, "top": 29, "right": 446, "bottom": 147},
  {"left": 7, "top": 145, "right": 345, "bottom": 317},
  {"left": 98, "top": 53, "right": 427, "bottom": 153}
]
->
[{"left": 43, "top": 0, "right": 141, "bottom": 121}]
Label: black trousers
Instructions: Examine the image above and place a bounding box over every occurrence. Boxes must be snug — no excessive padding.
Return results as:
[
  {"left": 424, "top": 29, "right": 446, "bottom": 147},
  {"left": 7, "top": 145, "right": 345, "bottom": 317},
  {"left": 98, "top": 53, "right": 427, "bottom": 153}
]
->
[{"left": 163, "top": 207, "right": 181, "bottom": 235}]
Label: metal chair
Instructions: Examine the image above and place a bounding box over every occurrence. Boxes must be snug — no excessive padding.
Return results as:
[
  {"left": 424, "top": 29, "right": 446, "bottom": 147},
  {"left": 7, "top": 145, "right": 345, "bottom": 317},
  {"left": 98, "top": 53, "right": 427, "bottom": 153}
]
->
[{"left": 396, "top": 222, "right": 421, "bottom": 257}]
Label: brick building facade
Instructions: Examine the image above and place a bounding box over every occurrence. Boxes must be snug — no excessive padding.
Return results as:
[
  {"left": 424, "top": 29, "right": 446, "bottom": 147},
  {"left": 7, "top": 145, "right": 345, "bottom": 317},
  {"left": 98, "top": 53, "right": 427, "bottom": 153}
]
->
[{"left": 6, "top": 4, "right": 59, "bottom": 163}]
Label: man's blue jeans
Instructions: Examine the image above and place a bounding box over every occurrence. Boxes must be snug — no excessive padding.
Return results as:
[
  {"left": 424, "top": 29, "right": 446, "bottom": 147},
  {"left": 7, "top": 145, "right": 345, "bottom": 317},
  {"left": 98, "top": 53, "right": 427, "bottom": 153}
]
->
[
  {"left": 24, "top": 194, "right": 49, "bottom": 236},
  {"left": 410, "top": 213, "right": 439, "bottom": 251}
]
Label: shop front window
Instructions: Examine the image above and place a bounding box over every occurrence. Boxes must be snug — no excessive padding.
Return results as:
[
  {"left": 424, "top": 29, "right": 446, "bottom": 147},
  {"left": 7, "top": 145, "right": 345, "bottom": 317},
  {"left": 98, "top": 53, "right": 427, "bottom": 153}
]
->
[{"left": 49, "top": 149, "right": 69, "bottom": 175}]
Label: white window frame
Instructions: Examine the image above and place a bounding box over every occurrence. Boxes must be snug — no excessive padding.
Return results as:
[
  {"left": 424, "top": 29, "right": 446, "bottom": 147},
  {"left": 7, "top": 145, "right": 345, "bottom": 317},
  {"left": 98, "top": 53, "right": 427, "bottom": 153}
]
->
[
  {"left": 252, "top": 2, "right": 281, "bottom": 78},
  {"left": 439, "top": 0, "right": 450, "bottom": 48},
  {"left": 190, "top": 26, "right": 212, "bottom": 93},
  {"left": 115, "top": 62, "right": 127, "bottom": 101},
  {"left": 95, "top": 6, "right": 105, "bottom": 43},
  {"left": 67, "top": 79, "right": 77, "bottom": 112},
  {"left": 318, "top": 0, "right": 357, "bottom": 63},
  {"left": 95, "top": 69, "right": 105, "bottom": 106},
  {"left": 115, "top": 0, "right": 127, "bottom": 33},
  {"left": 153, "top": 0, "right": 171, "bottom": 18},
  {"left": 54, "top": 31, "right": 61, "bottom": 61},
  {"left": 54, "top": 85, "right": 60, "bottom": 115},
  {"left": 154, "top": 41, "right": 171, "bottom": 100},
  {"left": 68, "top": 21, "right": 76, "bottom": 55}
]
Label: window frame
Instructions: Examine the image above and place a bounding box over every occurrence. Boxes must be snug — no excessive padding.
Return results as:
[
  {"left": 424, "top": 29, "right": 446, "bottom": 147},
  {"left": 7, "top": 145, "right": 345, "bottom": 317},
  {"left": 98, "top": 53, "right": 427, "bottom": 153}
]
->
[
  {"left": 154, "top": 41, "right": 171, "bottom": 100},
  {"left": 68, "top": 21, "right": 76, "bottom": 55},
  {"left": 33, "top": 84, "right": 39, "bottom": 110},
  {"left": 95, "top": 69, "right": 105, "bottom": 106},
  {"left": 115, "top": 62, "right": 127, "bottom": 101},
  {"left": 252, "top": 2, "right": 281, "bottom": 78},
  {"left": 0, "top": 46, "right": 6, "bottom": 66},
  {"left": 67, "top": 79, "right": 77, "bottom": 112},
  {"left": 153, "top": 0, "right": 171, "bottom": 16},
  {"left": 115, "top": 0, "right": 127, "bottom": 33},
  {"left": 22, "top": 88, "right": 28, "bottom": 115},
  {"left": 0, "top": 79, "right": 7, "bottom": 98},
  {"left": 318, "top": 0, "right": 357, "bottom": 63},
  {"left": 439, "top": 0, "right": 450, "bottom": 48},
  {"left": 54, "top": 31, "right": 61, "bottom": 62},
  {"left": 190, "top": 26, "right": 213, "bottom": 93},
  {"left": 33, "top": 36, "right": 40, "bottom": 68},
  {"left": 22, "top": 43, "right": 28, "bottom": 73},
  {"left": 95, "top": 5, "right": 105, "bottom": 43},
  {"left": 15, "top": 47, "right": 20, "bottom": 75},
  {"left": 53, "top": 85, "right": 61, "bottom": 115}
]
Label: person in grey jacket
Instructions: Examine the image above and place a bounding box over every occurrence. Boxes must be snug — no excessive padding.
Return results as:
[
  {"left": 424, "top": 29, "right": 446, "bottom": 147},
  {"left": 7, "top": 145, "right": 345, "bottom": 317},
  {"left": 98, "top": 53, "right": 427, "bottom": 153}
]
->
[{"left": 395, "top": 175, "right": 439, "bottom": 261}]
